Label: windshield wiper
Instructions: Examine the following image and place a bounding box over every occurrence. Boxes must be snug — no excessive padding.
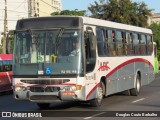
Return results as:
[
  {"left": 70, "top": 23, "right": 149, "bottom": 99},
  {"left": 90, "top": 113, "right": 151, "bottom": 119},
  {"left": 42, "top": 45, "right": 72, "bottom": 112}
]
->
[{"left": 55, "top": 28, "right": 64, "bottom": 54}]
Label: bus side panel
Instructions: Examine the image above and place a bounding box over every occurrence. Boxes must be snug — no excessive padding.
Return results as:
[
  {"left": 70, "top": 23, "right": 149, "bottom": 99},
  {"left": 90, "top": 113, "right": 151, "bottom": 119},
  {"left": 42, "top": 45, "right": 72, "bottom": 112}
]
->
[
  {"left": 134, "top": 62, "right": 149, "bottom": 86},
  {"left": 149, "top": 66, "right": 154, "bottom": 83},
  {"left": 0, "top": 71, "right": 12, "bottom": 91},
  {"left": 117, "top": 63, "right": 134, "bottom": 92},
  {"left": 106, "top": 72, "right": 118, "bottom": 95}
]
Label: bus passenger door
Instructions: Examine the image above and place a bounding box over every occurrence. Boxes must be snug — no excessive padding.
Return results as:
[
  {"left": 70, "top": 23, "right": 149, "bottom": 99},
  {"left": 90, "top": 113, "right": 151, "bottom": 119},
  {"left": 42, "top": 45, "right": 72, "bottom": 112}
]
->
[
  {"left": 85, "top": 27, "right": 96, "bottom": 73},
  {"left": 84, "top": 27, "right": 97, "bottom": 100}
]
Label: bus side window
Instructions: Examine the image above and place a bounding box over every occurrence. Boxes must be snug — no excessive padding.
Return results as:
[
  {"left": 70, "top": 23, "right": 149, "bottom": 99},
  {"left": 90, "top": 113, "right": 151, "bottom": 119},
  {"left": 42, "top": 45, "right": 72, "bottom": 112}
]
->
[
  {"left": 96, "top": 28, "right": 107, "bottom": 56},
  {"left": 122, "top": 32, "right": 128, "bottom": 55},
  {"left": 125, "top": 32, "right": 132, "bottom": 55},
  {"left": 116, "top": 31, "right": 123, "bottom": 56},
  {"left": 133, "top": 33, "right": 140, "bottom": 55},
  {"left": 105, "top": 29, "right": 109, "bottom": 56},
  {"left": 107, "top": 30, "right": 112, "bottom": 56},
  {"left": 146, "top": 35, "right": 153, "bottom": 55},
  {"left": 110, "top": 30, "right": 116, "bottom": 56},
  {"left": 140, "top": 34, "right": 147, "bottom": 55}
]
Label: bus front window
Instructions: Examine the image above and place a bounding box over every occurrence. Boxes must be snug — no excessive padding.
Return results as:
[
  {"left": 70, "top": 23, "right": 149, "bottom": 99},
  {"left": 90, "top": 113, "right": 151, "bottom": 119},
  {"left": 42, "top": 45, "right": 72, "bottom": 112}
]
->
[{"left": 13, "top": 29, "right": 83, "bottom": 76}]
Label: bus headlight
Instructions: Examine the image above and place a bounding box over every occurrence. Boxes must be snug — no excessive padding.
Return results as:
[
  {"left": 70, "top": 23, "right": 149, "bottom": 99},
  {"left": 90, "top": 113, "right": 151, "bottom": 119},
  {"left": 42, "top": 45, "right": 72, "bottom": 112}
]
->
[
  {"left": 64, "top": 86, "right": 76, "bottom": 91},
  {"left": 15, "top": 86, "right": 27, "bottom": 92}
]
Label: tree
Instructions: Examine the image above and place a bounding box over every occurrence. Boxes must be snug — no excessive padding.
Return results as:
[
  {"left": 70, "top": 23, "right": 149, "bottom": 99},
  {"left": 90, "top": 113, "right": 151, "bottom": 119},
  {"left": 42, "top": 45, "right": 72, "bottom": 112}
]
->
[
  {"left": 0, "top": 34, "right": 14, "bottom": 54},
  {"left": 88, "top": 0, "right": 152, "bottom": 27},
  {"left": 149, "top": 22, "right": 160, "bottom": 56},
  {"left": 0, "top": 37, "right": 4, "bottom": 53},
  {"left": 51, "top": 9, "right": 86, "bottom": 16},
  {"left": 8, "top": 35, "right": 14, "bottom": 53},
  {"left": 0, "top": 45, "right": 2, "bottom": 53}
]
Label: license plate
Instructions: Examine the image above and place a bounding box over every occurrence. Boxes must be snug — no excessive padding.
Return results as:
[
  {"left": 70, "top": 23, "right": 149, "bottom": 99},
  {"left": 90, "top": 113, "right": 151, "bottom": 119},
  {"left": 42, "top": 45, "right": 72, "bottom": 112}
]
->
[{"left": 62, "top": 91, "right": 75, "bottom": 96}]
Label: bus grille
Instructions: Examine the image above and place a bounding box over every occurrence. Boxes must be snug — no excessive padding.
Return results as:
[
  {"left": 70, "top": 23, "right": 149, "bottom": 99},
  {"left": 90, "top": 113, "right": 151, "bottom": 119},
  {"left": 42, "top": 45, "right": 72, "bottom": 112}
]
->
[
  {"left": 30, "top": 95, "right": 58, "bottom": 100},
  {"left": 30, "top": 86, "right": 60, "bottom": 92},
  {"left": 20, "top": 79, "right": 70, "bottom": 85}
]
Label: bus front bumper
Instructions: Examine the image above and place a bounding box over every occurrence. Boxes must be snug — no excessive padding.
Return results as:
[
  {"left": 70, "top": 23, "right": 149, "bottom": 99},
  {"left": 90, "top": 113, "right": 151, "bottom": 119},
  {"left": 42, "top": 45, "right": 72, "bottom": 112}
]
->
[{"left": 14, "top": 90, "right": 79, "bottom": 103}]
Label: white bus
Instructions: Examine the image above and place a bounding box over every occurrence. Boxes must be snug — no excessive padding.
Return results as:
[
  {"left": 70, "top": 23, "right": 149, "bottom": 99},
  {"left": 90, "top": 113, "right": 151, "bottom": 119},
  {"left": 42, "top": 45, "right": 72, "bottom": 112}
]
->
[{"left": 12, "top": 16, "right": 155, "bottom": 109}]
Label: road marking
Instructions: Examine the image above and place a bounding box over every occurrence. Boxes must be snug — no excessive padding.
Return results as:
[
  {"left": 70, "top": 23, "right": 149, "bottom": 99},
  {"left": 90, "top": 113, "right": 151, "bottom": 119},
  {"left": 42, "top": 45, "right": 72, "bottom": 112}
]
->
[
  {"left": 132, "top": 98, "right": 145, "bottom": 103},
  {"left": 84, "top": 112, "right": 106, "bottom": 119}
]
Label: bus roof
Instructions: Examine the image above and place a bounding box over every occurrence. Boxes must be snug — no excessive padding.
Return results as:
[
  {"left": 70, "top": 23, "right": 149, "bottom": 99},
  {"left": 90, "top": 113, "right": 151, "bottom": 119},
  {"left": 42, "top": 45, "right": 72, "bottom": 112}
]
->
[
  {"left": 0, "top": 54, "right": 12, "bottom": 60},
  {"left": 82, "top": 16, "right": 152, "bottom": 34},
  {"left": 16, "top": 16, "right": 152, "bottom": 34}
]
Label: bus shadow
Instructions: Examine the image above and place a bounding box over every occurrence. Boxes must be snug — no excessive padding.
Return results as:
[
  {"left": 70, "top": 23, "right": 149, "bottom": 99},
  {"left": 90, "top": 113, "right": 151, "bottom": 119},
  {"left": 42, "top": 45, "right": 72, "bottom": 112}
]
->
[
  {"left": 37, "top": 91, "right": 130, "bottom": 111},
  {"left": 0, "top": 90, "right": 13, "bottom": 96},
  {"left": 38, "top": 101, "right": 93, "bottom": 110}
]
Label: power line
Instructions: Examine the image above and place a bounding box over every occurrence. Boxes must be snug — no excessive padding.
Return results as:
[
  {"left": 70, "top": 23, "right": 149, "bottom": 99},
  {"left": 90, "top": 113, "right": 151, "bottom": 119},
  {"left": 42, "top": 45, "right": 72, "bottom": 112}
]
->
[
  {"left": 0, "top": 1, "right": 27, "bottom": 3},
  {"left": 12, "top": 0, "right": 26, "bottom": 11},
  {"left": 0, "top": 9, "right": 28, "bottom": 14},
  {"left": 39, "top": 10, "right": 50, "bottom": 15},
  {"left": 0, "top": 19, "right": 18, "bottom": 21},
  {"left": 39, "top": 0, "right": 61, "bottom": 11},
  {"left": 7, "top": 10, "right": 28, "bottom": 14}
]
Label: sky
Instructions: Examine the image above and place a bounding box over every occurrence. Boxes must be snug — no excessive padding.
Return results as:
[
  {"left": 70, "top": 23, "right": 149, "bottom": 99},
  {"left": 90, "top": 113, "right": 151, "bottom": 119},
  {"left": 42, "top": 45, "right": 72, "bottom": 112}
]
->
[
  {"left": 62, "top": 0, "right": 160, "bottom": 12},
  {"left": 0, "top": 0, "right": 160, "bottom": 33}
]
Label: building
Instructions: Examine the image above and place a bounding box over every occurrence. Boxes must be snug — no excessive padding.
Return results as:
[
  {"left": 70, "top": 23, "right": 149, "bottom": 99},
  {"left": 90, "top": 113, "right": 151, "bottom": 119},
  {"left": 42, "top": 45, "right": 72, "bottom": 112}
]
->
[
  {"left": 0, "top": 0, "right": 63, "bottom": 32},
  {"left": 28, "top": 0, "right": 62, "bottom": 17},
  {"left": 148, "top": 13, "right": 160, "bottom": 25},
  {"left": 151, "top": 13, "right": 160, "bottom": 23}
]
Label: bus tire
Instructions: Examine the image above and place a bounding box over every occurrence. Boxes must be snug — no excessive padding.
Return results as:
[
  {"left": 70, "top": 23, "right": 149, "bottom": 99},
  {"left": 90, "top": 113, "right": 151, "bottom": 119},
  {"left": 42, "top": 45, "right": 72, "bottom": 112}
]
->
[
  {"left": 89, "top": 82, "right": 104, "bottom": 107},
  {"left": 37, "top": 103, "right": 50, "bottom": 109},
  {"left": 130, "top": 74, "right": 141, "bottom": 96}
]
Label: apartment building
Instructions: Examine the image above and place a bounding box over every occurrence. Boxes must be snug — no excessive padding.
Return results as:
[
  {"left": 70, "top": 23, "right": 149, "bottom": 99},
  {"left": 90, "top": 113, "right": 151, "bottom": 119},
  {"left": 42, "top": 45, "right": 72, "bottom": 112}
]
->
[
  {"left": 151, "top": 13, "right": 160, "bottom": 23},
  {"left": 28, "top": 0, "right": 62, "bottom": 17},
  {"left": 148, "top": 13, "right": 160, "bottom": 25}
]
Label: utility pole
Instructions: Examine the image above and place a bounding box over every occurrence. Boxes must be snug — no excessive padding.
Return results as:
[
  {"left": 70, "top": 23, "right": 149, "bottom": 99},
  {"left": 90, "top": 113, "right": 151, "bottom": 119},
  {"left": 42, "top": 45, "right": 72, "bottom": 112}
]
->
[
  {"left": 28, "top": 0, "right": 32, "bottom": 17},
  {"left": 3, "top": 0, "right": 8, "bottom": 54},
  {"left": 28, "top": 0, "right": 37, "bottom": 17}
]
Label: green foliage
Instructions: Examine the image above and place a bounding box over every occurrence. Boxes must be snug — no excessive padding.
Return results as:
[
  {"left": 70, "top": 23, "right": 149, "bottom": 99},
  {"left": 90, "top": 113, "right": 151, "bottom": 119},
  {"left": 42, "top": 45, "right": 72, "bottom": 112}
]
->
[
  {"left": 149, "top": 22, "right": 160, "bottom": 48},
  {"left": 1, "top": 35, "right": 14, "bottom": 54},
  {"left": 9, "top": 35, "right": 14, "bottom": 53},
  {"left": 0, "top": 37, "right": 3, "bottom": 53},
  {"left": 88, "top": 0, "right": 152, "bottom": 27},
  {"left": 149, "top": 22, "right": 160, "bottom": 58},
  {"left": 51, "top": 9, "right": 86, "bottom": 16},
  {"left": 0, "top": 45, "right": 2, "bottom": 53}
]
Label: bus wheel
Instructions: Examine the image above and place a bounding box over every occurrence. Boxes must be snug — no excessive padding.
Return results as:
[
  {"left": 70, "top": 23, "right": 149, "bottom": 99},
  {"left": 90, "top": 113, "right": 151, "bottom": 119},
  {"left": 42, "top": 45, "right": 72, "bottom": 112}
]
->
[
  {"left": 130, "top": 74, "right": 141, "bottom": 96},
  {"left": 89, "top": 82, "right": 104, "bottom": 107},
  {"left": 37, "top": 103, "right": 50, "bottom": 109}
]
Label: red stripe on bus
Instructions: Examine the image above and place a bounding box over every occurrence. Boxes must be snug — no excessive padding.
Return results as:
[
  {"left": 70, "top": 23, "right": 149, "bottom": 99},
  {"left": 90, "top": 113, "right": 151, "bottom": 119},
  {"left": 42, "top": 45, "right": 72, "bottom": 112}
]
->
[
  {"left": 86, "top": 58, "right": 153, "bottom": 100},
  {"left": 86, "top": 83, "right": 100, "bottom": 100},
  {"left": 106, "top": 58, "right": 153, "bottom": 78}
]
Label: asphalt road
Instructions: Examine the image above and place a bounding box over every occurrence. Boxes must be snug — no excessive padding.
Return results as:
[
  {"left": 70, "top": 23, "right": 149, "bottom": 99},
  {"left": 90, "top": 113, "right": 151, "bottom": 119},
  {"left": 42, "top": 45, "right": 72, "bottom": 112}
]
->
[{"left": 1, "top": 73, "right": 160, "bottom": 120}]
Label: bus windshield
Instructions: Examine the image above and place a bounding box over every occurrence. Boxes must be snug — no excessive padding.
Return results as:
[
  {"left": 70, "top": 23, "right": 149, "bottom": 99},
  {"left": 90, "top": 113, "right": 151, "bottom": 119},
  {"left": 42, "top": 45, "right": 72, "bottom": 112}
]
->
[{"left": 13, "top": 28, "right": 84, "bottom": 76}]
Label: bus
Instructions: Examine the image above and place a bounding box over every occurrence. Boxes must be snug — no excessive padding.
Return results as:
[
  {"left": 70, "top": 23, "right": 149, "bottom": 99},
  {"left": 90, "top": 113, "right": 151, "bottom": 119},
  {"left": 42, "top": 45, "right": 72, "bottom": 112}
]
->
[
  {"left": 0, "top": 54, "right": 12, "bottom": 92},
  {"left": 11, "top": 16, "right": 155, "bottom": 109}
]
